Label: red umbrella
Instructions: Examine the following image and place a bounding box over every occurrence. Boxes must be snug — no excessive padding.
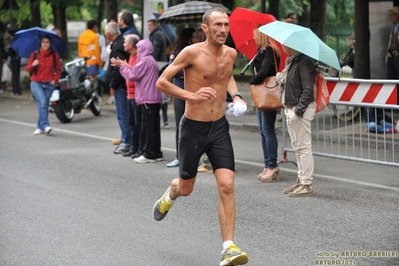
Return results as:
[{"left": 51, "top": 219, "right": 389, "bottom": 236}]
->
[{"left": 230, "top": 7, "right": 286, "bottom": 71}]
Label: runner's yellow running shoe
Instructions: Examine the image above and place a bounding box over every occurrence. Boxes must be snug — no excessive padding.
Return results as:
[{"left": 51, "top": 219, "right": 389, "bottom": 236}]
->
[
  {"left": 153, "top": 187, "right": 174, "bottom": 221},
  {"left": 220, "top": 244, "right": 249, "bottom": 265}
]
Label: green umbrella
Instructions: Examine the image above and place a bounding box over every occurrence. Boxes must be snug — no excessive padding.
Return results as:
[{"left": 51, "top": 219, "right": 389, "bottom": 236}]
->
[{"left": 259, "top": 21, "right": 341, "bottom": 71}]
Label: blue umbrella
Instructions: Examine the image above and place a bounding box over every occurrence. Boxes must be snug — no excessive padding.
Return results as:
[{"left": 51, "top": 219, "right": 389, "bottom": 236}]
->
[
  {"left": 259, "top": 21, "right": 341, "bottom": 71},
  {"left": 10, "top": 27, "right": 68, "bottom": 58}
]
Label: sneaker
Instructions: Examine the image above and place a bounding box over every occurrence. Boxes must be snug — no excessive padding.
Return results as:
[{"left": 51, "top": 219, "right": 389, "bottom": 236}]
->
[
  {"left": 112, "top": 138, "right": 121, "bottom": 145},
  {"left": 122, "top": 150, "right": 136, "bottom": 157},
  {"left": 166, "top": 159, "right": 179, "bottom": 167},
  {"left": 114, "top": 144, "right": 130, "bottom": 154},
  {"left": 288, "top": 185, "right": 313, "bottom": 197},
  {"left": 44, "top": 126, "right": 52, "bottom": 134},
  {"left": 164, "top": 123, "right": 170, "bottom": 129},
  {"left": 105, "top": 96, "right": 115, "bottom": 105},
  {"left": 198, "top": 165, "right": 213, "bottom": 173},
  {"left": 33, "top": 129, "right": 43, "bottom": 135},
  {"left": 283, "top": 182, "right": 301, "bottom": 194},
  {"left": 134, "top": 155, "right": 156, "bottom": 163},
  {"left": 220, "top": 244, "right": 249, "bottom": 266},
  {"left": 131, "top": 151, "right": 142, "bottom": 159},
  {"left": 153, "top": 187, "right": 174, "bottom": 221}
]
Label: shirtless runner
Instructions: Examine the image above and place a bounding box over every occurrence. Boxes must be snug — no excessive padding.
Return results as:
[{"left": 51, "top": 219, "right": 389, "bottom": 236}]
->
[{"left": 153, "top": 8, "right": 249, "bottom": 266}]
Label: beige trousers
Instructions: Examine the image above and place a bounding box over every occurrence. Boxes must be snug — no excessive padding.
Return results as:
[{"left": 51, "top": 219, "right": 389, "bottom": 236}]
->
[{"left": 285, "top": 102, "right": 316, "bottom": 185}]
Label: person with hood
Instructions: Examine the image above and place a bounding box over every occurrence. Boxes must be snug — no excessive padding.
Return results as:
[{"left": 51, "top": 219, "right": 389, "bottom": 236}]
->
[
  {"left": 111, "top": 39, "right": 163, "bottom": 163},
  {"left": 118, "top": 9, "right": 142, "bottom": 38}
]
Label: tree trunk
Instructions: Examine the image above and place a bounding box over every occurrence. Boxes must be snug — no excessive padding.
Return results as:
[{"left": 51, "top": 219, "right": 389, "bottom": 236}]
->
[
  {"left": 268, "top": 0, "right": 279, "bottom": 19},
  {"left": 97, "top": 0, "right": 105, "bottom": 31},
  {"left": 299, "top": 1, "right": 311, "bottom": 27},
  {"left": 105, "top": 0, "right": 118, "bottom": 22},
  {"left": 309, "top": 0, "right": 327, "bottom": 40},
  {"left": 354, "top": 0, "right": 370, "bottom": 78},
  {"left": 30, "top": 0, "right": 41, "bottom": 27}
]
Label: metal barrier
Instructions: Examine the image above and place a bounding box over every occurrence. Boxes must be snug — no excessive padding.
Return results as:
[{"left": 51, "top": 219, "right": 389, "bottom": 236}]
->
[{"left": 279, "top": 78, "right": 399, "bottom": 167}]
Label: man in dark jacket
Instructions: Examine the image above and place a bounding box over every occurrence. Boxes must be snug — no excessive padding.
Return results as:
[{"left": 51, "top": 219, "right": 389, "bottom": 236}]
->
[
  {"left": 104, "top": 22, "right": 132, "bottom": 155},
  {"left": 147, "top": 19, "right": 167, "bottom": 62},
  {"left": 118, "top": 9, "right": 142, "bottom": 38}
]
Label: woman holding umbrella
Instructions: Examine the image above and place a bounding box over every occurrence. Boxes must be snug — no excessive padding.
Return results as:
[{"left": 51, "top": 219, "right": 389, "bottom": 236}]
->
[
  {"left": 277, "top": 45, "right": 316, "bottom": 197},
  {"left": 26, "top": 35, "right": 62, "bottom": 135},
  {"left": 250, "top": 29, "right": 281, "bottom": 183}
]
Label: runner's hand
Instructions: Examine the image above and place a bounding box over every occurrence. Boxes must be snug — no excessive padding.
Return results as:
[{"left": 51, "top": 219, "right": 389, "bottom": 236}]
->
[{"left": 190, "top": 87, "right": 216, "bottom": 102}]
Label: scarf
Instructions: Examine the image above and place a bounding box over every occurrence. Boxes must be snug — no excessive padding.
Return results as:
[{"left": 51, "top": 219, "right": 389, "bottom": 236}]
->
[{"left": 276, "top": 52, "right": 301, "bottom": 87}]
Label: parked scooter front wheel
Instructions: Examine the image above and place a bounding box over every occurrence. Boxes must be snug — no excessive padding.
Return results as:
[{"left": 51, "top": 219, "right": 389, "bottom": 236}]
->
[
  {"left": 54, "top": 100, "right": 74, "bottom": 123},
  {"left": 89, "top": 92, "right": 101, "bottom": 116}
]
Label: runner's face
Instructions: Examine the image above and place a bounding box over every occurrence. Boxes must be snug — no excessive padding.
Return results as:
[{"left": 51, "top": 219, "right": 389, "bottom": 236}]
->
[{"left": 205, "top": 11, "right": 229, "bottom": 46}]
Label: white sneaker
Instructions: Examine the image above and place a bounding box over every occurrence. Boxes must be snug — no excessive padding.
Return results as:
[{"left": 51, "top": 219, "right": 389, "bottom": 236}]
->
[
  {"left": 44, "top": 126, "right": 52, "bottom": 134},
  {"left": 105, "top": 96, "right": 115, "bottom": 105},
  {"left": 166, "top": 159, "right": 179, "bottom": 167},
  {"left": 33, "top": 129, "right": 43, "bottom": 135},
  {"left": 134, "top": 155, "right": 156, "bottom": 163}
]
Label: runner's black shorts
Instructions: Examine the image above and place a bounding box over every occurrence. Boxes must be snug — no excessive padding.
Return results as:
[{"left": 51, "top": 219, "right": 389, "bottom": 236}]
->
[{"left": 178, "top": 115, "right": 235, "bottom": 179}]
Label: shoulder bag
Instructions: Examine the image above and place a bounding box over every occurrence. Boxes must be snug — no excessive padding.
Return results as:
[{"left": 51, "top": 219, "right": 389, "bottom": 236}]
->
[{"left": 249, "top": 49, "right": 283, "bottom": 111}]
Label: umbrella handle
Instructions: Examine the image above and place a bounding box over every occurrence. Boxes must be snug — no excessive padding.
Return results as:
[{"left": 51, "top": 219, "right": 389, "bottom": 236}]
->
[
  {"left": 240, "top": 63, "right": 251, "bottom": 75},
  {"left": 240, "top": 51, "right": 259, "bottom": 75}
]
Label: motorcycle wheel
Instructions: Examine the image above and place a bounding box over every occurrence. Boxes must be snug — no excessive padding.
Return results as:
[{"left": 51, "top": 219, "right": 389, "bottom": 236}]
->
[
  {"left": 89, "top": 93, "right": 101, "bottom": 116},
  {"left": 331, "top": 104, "right": 360, "bottom": 122},
  {"left": 54, "top": 100, "right": 74, "bottom": 123}
]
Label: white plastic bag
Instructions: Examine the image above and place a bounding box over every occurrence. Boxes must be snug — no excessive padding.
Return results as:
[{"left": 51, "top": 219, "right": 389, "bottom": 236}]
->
[{"left": 1, "top": 62, "right": 11, "bottom": 83}]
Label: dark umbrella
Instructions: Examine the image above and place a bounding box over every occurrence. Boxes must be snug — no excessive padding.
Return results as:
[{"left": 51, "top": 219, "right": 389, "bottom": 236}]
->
[
  {"left": 156, "top": 1, "right": 231, "bottom": 25},
  {"left": 10, "top": 27, "right": 68, "bottom": 58}
]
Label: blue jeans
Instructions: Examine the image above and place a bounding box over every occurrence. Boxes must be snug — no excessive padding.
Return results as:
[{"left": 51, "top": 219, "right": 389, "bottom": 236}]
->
[
  {"left": 127, "top": 98, "right": 141, "bottom": 152},
  {"left": 114, "top": 88, "right": 131, "bottom": 145},
  {"left": 256, "top": 109, "right": 278, "bottom": 169},
  {"left": 366, "top": 121, "right": 393, "bottom": 133},
  {"left": 30, "top": 81, "right": 55, "bottom": 129}
]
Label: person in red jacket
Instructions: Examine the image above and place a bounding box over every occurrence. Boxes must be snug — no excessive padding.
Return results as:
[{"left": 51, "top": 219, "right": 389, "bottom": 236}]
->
[{"left": 26, "top": 35, "right": 62, "bottom": 135}]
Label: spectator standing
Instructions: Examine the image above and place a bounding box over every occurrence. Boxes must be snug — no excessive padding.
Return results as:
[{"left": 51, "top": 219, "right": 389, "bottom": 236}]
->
[
  {"left": 277, "top": 45, "right": 316, "bottom": 197},
  {"left": 78, "top": 20, "right": 103, "bottom": 79},
  {"left": 148, "top": 19, "right": 168, "bottom": 129},
  {"left": 249, "top": 29, "right": 280, "bottom": 183},
  {"left": 104, "top": 22, "right": 132, "bottom": 154},
  {"left": 26, "top": 36, "right": 62, "bottom": 135},
  {"left": 283, "top": 13, "right": 296, "bottom": 23},
  {"left": 3, "top": 23, "right": 21, "bottom": 95},
  {"left": 166, "top": 27, "right": 197, "bottom": 168},
  {"left": 118, "top": 9, "right": 142, "bottom": 38},
  {"left": 386, "top": 6, "right": 399, "bottom": 104},
  {"left": 120, "top": 34, "right": 143, "bottom": 158},
  {"left": 147, "top": 19, "right": 167, "bottom": 62},
  {"left": 111, "top": 39, "right": 163, "bottom": 163}
]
